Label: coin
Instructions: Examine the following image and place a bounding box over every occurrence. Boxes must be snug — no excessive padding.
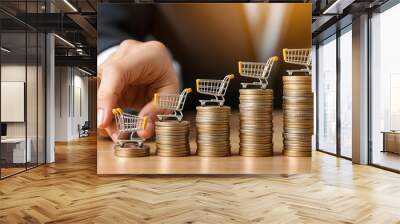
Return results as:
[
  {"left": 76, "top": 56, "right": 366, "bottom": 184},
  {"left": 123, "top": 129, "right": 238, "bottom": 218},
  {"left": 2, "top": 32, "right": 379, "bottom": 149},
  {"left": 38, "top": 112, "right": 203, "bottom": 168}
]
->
[
  {"left": 282, "top": 75, "right": 313, "bottom": 157},
  {"left": 196, "top": 106, "right": 231, "bottom": 157},
  {"left": 283, "top": 150, "right": 312, "bottom": 157},
  {"left": 155, "top": 120, "right": 191, "bottom": 157},
  {"left": 114, "top": 144, "right": 150, "bottom": 157},
  {"left": 238, "top": 88, "right": 274, "bottom": 157}
]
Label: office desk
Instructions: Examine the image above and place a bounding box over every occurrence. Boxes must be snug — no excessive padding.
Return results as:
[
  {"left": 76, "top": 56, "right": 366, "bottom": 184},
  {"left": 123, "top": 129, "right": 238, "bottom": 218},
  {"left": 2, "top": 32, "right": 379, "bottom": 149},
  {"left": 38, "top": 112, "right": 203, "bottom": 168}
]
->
[
  {"left": 1, "top": 138, "right": 31, "bottom": 163},
  {"left": 382, "top": 131, "right": 400, "bottom": 154}
]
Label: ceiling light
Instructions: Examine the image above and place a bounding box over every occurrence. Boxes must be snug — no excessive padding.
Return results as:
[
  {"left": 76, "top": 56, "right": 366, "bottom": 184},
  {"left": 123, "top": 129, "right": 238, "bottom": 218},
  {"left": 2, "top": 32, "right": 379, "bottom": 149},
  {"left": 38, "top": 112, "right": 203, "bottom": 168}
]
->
[
  {"left": 63, "top": 0, "right": 78, "bottom": 12},
  {"left": 54, "top": 34, "right": 75, "bottom": 48},
  {"left": 1, "top": 47, "right": 11, "bottom": 53},
  {"left": 322, "top": 0, "right": 354, "bottom": 15},
  {"left": 78, "top": 67, "right": 93, "bottom": 76}
]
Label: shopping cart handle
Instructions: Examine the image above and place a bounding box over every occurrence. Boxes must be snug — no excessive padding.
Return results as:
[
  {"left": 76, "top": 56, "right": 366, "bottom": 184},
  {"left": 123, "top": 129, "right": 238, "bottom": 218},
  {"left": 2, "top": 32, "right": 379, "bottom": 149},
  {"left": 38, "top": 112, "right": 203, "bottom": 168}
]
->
[
  {"left": 226, "top": 74, "right": 235, "bottom": 80},
  {"left": 112, "top": 108, "right": 117, "bottom": 115},
  {"left": 142, "top": 116, "right": 149, "bottom": 130},
  {"left": 184, "top": 88, "right": 192, "bottom": 94},
  {"left": 238, "top": 61, "right": 243, "bottom": 74},
  {"left": 154, "top": 93, "right": 160, "bottom": 109},
  {"left": 196, "top": 79, "right": 200, "bottom": 92},
  {"left": 117, "top": 108, "right": 124, "bottom": 115},
  {"left": 272, "top": 56, "right": 279, "bottom": 62},
  {"left": 282, "top": 48, "right": 288, "bottom": 61}
]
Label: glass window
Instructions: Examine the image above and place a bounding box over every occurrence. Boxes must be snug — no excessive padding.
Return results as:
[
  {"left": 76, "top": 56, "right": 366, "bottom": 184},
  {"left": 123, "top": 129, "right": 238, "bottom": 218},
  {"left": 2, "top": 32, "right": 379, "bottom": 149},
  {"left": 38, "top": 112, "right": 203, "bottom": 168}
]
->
[
  {"left": 1, "top": 31, "right": 28, "bottom": 178},
  {"left": 0, "top": 1, "right": 46, "bottom": 179},
  {"left": 371, "top": 3, "right": 400, "bottom": 171},
  {"left": 339, "top": 28, "right": 352, "bottom": 158},
  {"left": 317, "top": 36, "right": 337, "bottom": 154}
]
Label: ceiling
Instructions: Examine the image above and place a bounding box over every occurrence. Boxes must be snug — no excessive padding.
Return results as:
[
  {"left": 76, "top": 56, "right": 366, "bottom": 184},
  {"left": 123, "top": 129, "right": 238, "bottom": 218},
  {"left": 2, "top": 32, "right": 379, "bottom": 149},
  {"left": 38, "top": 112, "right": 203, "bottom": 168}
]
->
[{"left": 0, "top": 0, "right": 97, "bottom": 73}]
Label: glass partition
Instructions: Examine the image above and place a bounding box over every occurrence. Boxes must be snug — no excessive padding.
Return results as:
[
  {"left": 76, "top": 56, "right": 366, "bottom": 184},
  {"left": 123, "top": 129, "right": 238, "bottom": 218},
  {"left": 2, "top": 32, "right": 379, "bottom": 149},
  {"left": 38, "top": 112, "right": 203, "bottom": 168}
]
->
[
  {"left": 27, "top": 30, "right": 38, "bottom": 169},
  {"left": 339, "top": 28, "right": 352, "bottom": 158},
  {"left": 317, "top": 36, "right": 337, "bottom": 154},
  {"left": 0, "top": 1, "right": 46, "bottom": 179},
  {"left": 0, "top": 31, "right": 28, "bottom": 178},
  {"left": 370, "top": 3, "right": 400, "bottom": 171}
]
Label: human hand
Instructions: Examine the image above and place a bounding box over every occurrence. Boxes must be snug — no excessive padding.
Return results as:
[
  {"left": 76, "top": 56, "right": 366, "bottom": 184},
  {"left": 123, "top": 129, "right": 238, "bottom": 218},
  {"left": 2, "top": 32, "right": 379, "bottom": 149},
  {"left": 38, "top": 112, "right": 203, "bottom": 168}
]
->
[{"left": 97, "top": 40, "right": 179, "bottom": 141}]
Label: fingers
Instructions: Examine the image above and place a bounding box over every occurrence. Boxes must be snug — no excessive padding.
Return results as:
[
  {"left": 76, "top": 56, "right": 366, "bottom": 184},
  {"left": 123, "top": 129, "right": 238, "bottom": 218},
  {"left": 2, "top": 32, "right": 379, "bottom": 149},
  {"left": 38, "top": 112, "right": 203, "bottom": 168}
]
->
[
  {"left": 104, "top": 121, "right": 128, "bottom": 142},
  {"left": 97, "top": 39, "right": 180, "bottom": 141},
  {"left": 97, "top": 64, "right": 125, "bottom": 129},
  {"left": 136, "top": 101, "right": 157, "bottom": 139},
  {"left": 137, "top": 83, "right": 178, "bottom": 139}
]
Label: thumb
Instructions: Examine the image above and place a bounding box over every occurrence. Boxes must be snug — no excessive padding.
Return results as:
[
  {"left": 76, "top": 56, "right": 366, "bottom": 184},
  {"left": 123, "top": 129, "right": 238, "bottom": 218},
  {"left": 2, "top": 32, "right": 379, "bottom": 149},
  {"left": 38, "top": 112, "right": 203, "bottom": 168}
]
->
[
  {"left": 97, "top": 66, "right": 124, "bottom": 129},
  {"left": 137, "top": 100, "right": 157, "bottom": 139}
]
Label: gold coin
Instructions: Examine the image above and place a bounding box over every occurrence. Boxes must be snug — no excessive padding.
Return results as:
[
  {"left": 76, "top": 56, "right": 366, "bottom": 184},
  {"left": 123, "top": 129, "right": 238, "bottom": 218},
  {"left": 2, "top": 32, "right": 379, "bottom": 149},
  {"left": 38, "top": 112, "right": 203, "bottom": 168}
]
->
[
  {"left": 283, "top": 92, "right": 313, "bottom": 97},
  {"left": 283, "top": 97, "right": 313, "bottom": 102},
  {"left": 155, "top": 120, "right": 190, "bottom": 126},
  {"left": 240, "top": 132, "right": 273, "bottom": 137},
  {"left": 155, "top": 119, "right": 191, "bottom": 157},
  {"left": 239, "top": 88, "right": 273, "bottom": 94},
  {"left": 196, "top": 106, "right": 231, "bottom": 112},
  {"left": 283, "top": 75, "right": 311, "bottom": 80},
  {"left": 114, "top": 144, "right": 150, "bottom": 157}
]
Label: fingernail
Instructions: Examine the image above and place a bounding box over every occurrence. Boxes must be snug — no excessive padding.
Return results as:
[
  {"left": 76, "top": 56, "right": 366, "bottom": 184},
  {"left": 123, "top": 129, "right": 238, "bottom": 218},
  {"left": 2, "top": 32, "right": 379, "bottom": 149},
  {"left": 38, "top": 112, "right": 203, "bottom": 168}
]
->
[{"left": 97, "top": 109, "right": 104, "bottom": 127}]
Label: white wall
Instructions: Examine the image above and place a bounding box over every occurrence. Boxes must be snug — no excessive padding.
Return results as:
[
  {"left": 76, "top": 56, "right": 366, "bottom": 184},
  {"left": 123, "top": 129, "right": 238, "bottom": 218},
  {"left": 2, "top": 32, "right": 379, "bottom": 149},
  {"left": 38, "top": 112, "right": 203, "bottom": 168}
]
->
[
  {"left": 1, "top": 64, "right": 46, "bottom": 164},
  {"left": 54, "top": 67, "right": 89, "bottom": 141}
]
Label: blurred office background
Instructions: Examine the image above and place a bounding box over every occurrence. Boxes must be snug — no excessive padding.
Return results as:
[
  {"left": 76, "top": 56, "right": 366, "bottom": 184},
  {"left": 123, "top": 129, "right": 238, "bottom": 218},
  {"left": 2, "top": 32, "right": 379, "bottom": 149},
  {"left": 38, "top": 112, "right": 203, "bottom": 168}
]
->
[{"left": 98, "top": 3, "right": 312, "bottom": 109}]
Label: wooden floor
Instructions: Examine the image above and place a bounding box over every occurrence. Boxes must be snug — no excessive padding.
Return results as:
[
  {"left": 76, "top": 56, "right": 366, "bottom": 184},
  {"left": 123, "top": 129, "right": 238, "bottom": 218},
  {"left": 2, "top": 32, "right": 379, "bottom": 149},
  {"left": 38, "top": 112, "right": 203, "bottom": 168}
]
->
[
  {"left": 1, "top": 135, "right": 400, "bottom": 223},
  {"left": 372, "top": 151, "right": 400, "bottom": 171}
]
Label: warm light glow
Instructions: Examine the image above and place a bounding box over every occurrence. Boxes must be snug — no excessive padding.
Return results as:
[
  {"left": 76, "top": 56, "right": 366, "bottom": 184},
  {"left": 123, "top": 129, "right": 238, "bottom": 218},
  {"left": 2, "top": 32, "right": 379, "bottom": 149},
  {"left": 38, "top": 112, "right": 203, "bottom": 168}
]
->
[{"left": 63, "top": 0, "right": 78, "bottom": 12}]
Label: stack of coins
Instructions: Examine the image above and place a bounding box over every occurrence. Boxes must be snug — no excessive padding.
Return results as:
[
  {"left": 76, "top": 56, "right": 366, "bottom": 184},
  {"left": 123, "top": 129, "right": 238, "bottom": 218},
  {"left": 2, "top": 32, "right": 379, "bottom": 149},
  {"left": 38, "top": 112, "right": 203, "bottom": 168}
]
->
[
  {"left": 196, "top": 106, "right": 231, "bottom": 157},
  {"left": 239, "top": 89, "right": 274, "bottom": 156},
  {"left": 114, "top": 143, "right": 150, "bottom": 157},
  {"left": 155, "top": 120, "right": 190, "bottom": 157},
  {"left": 282, "top": 75, "right": 313, "bottom": 157}
]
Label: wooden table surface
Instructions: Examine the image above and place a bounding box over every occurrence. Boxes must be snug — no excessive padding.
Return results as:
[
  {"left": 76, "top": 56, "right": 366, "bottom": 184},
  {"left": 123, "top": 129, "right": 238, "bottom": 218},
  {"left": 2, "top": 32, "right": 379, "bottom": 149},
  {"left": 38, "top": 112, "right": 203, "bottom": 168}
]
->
[{"left": 97, "top": 111, "right": 312, "bottom": 174}]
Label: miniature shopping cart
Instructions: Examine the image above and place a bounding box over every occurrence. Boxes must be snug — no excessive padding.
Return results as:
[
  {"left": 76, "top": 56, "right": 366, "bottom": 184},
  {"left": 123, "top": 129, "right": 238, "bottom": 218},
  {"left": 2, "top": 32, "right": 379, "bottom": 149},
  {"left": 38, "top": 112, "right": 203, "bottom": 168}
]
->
[
  {"left": 112, "top": 108, "right": 148, "bottom": 147},
  {"left": 238, "top": 56, "right": 278, "bottom": 89},
  {"left": 282, "top": 48, "right": 312, "bottom": 75},
  {"left": 196, "top": 74, "right": 234, "bottom": 106},
  {"left": 154, "top": 88, "right": 192, "bottom": 121}
]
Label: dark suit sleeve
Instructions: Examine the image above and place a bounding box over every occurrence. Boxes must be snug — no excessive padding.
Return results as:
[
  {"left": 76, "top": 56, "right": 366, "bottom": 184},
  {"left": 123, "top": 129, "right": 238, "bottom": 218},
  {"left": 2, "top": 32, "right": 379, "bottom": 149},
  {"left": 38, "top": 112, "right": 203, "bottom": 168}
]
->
[{"left": 97, "top": 4, "right": 156, "bottom": 54}]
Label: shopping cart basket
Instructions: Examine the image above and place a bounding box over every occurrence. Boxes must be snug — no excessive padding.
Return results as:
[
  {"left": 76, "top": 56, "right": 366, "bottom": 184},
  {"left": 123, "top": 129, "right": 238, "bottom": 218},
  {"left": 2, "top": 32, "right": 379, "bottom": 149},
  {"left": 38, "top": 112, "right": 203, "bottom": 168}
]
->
[
  {"left": 154, "top": 88, "right": 192, "bottom": 121},
  {"left": 112, "top": 108, "right": 148, "bottom": 147},
  {"left": 282, "top": 48, "right": 312, "bottom": 75},
  {"left": 238, "top": 56, "right": 278, "bottom": 89},
  {"left": 196, "top": 74, "right": 234, "bottom": 106}
]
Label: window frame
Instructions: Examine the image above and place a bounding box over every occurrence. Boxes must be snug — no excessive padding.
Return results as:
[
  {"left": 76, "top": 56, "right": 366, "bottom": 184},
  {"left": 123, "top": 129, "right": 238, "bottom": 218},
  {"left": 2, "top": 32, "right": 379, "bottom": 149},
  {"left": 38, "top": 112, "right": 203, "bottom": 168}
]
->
[{"left": 315, "top": 24, "right": 353, "bottom": 160}]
